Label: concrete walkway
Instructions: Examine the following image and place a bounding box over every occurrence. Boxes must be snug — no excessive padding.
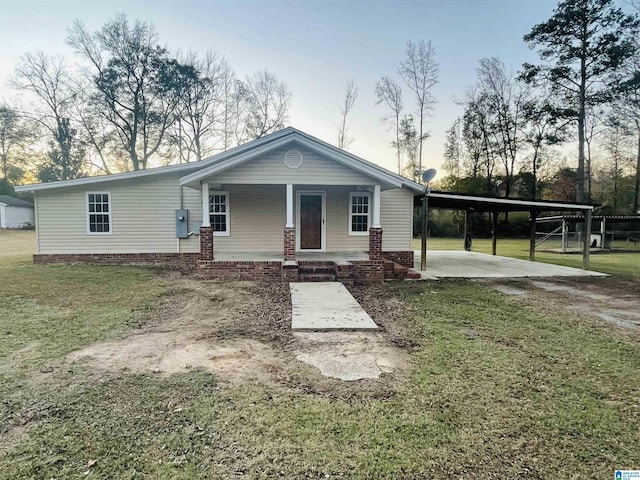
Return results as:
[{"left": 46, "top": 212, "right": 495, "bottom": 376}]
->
[
  {"left": 290, "top": 283, "right": 378, "bottom": 331},
  {"left": 414, "top": 250, "right": 607, "bottom": 278}
]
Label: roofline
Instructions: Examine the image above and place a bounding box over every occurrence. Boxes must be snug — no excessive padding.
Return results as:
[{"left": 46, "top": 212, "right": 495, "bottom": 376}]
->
[
  {"left": 426, "top": 192, "right": 594, "bottom": 211},
  {"left": 15, "top": 126, "right": 427, "bottom": 194},
  {"left": 14, "top": 128, "right": 299, "bottom": 193},
  {"left": 179, "top": 128, "right": 427, "bottom": 192}
]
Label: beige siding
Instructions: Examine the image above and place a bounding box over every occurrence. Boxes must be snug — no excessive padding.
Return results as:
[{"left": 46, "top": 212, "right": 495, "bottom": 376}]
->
[
  {"left": 380, "top": 188, "right": 414, "bottom": 250},
  {"left": 213, "top": 184, "right": 285, "bottom": 252},
  {"left": 179, "top": 186, "right": 202, "bottom": 253},
  {"left": 35, "top": 147, "right": 415, "bottom": 255},
  {"left": 211, "top": 146, "right": 375, "bottom": 185},
  {"left": 37, "top": 173, "right": 182, "bottom": 254}
]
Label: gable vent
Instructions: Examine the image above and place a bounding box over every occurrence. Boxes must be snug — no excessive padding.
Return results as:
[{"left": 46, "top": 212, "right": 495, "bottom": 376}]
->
[{"left": 284, "top": 149, "right": 303, "bottom": 169}]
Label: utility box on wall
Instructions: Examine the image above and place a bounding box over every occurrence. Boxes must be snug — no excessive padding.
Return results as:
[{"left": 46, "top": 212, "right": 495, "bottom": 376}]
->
[{"left": 175, "top": 209, "right": 188, "bottom": 238}]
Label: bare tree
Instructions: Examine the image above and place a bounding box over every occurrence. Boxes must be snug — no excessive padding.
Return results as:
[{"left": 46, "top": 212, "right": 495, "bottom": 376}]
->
[
  {"left": 68, "top": 15, "right": 197, "bottom": 171},
  {"left": 12, "top": 51, "right": 85, "bottom": 180},
  {"left": 375, "top": 76, "right": 403, "bottom": 173},
  {"left": 443, "top": 117, "right": 465, "bottom": 179},
  {"left": 476, "top": 57, "right": 528, "bottom": 199},
  {"left": 170, "top": 51, "right": 230, "bottom": 162},
  {"left": 337, "top": 79, "right": 358, "bottom": 150},
  {"left": 0, "top": 105, "right": 33, "bottom": 182},
  {"left": 242, "top": 70, "right": 291, "bottom": 141},
  {"left": 398, "top": 40, "right": 439, "bottom": 178}
]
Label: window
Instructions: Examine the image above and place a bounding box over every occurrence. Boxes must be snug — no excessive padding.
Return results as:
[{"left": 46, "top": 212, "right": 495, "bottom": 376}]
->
[
  {"left": 349, "top": 192, "right": 370, "bottom": 235},
  {"left": 86, "top": 192, "right": 112, "bottom": 235},
  {"left": 209, "top": 191, "right": 230, "bottom": 236}
]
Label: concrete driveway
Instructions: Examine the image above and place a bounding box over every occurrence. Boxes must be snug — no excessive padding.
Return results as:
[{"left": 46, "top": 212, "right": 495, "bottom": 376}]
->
[{"left": 414, "top": 250, "right": 607, "bottom": 278}]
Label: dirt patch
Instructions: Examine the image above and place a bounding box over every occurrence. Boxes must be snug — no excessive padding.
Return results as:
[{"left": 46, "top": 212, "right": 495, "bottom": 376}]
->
[
  {"left": 484, "top": 277, "right": 640, "bottom": 336},
  {"left": 65, "top": 276, "right": 412, "bottom": 397}
]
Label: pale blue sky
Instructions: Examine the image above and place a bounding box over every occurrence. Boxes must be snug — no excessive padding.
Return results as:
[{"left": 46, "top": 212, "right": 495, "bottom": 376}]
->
[{"left": 0, "top": 0, "right": 567, "bottom": 175}]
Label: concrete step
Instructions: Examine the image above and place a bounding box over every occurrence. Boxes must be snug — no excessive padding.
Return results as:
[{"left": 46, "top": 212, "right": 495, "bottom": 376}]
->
[{"left": 298, "top": 273, "right": 337, "bottom": 282}]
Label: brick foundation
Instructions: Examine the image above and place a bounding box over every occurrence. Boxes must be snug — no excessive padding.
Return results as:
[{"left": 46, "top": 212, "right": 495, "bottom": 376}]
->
[
  {"left": 352, "top": 259, "right": 385, "bottom": 282},
  {"left": 368, "top": 227, "right": 383, "bottom": 260},
  {"left": 382, "top": 250, "right": 414, "bottom": 269},
  {"left": 284, "top": 227, "right": 296, "bottom": 260},
  {"left": 33, "top": 252, "right": 199, "bottom": 271},
  {"left": 199, "top": 226, "right": 214, "bottom": 260}
]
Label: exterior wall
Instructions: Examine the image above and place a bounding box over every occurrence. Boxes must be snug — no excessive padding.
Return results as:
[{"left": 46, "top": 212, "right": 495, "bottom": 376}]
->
[
  {"left": 380, "top": 188, "right": 413, "bottom": 251},
  {"left": 36, "top": 172, "right": 183, "bottom": 254},
  {"left": 32, "top": 147, "right": 416, "bottom": 256},
  {"left": 0, "top": 205, "right": 34, "bottom": 228},
  {"left": 211, "top": 146, "right": 375, "bottom": 185}
]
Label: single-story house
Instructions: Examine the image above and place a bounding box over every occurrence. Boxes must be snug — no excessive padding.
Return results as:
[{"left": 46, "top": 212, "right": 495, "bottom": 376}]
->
[
  {"left": 0, "top": 195, "right": 34, "bottom": 229},
  {"left": 16, "top": 127, "right": 425, "bottom": 282}
]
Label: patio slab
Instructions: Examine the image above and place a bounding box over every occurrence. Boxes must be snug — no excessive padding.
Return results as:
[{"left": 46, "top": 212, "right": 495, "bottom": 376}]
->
[
  {"left": 414, "top": 250, "right": 607, "bottom": 278},
  {"left": 290, "top": 282, "right": 378, "bottom": 331}
]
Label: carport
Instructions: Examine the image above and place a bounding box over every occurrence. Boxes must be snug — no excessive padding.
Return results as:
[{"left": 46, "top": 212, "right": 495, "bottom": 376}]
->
[{"left": 416, "top": 191, "right": 595, "bottom": 270}]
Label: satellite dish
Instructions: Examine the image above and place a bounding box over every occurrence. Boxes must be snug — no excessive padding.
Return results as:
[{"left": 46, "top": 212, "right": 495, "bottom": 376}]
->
[{"left": 422, "top": 168, "right": 437, "bottom": 183}]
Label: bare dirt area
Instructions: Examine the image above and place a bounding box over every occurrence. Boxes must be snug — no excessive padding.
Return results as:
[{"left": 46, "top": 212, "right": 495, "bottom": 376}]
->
[
  {"left": 482, "top": 276, "right": 640, "bottom": 337},
  {"left": 65, "top": 276, "right": 414, "bottom": 398}
]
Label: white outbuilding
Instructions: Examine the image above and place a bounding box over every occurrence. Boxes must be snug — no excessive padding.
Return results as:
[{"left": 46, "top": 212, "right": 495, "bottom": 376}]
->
[{"left": 0, "top": 195, "right": 34, "bottom": 229}]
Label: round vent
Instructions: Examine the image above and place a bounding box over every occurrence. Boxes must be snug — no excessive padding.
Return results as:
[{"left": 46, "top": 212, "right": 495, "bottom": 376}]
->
[{"left": 284, "top": 149, "right": 303, "bottom": 169}]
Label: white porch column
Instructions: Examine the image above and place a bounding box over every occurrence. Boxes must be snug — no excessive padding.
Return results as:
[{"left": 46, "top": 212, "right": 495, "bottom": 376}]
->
[
  {"left": 201, "top": 182, "right": 210, "bottom": 227},
  {"left": 286, "top": 184, "right": 294, "bottom": 228},
  {"left": 372, "top": 184, "right": 381, "bottom": 228}
]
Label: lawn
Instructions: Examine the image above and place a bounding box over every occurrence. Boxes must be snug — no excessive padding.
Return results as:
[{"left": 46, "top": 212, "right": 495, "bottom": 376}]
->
[
  {"left": 1, "top": 231, "right": 639, "bottom": 478},
  {"left": 414, "top": 236, "right": 640, "bottom": 279}
]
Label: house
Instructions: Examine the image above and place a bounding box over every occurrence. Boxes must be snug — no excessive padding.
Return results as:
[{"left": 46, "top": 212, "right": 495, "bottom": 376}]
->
[
  {"left": 0, "top": 195, "right": 34, "bottom": 229},
  {"left": 16, "top": 128, "right": 425, "bottom": 282}
]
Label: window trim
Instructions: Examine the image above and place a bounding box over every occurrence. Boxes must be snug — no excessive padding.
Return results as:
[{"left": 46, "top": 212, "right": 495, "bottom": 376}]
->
[
  {"left": 209, "top": 190, "right": 230, "bottom": 236},
  {"left": 86, "top": 191, "right": 112, "bottom": 236},
  {"left": 348, "top": 192, "right": 371, "bottom": 236}
]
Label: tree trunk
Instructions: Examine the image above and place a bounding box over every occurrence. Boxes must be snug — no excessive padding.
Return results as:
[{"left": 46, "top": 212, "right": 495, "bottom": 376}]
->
[
  {"left": 577, "top": 51, "right": 587, "bottom": 203},
  {"left": 634, "top": 131, "right": 640, "bottom": 214}
]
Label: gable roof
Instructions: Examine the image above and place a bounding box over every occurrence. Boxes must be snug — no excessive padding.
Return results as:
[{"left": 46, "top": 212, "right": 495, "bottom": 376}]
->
[
  {"left": 0, "top": 195, "right": 33, "bottom": 208},
  {"left": 15, "top": 127, "right": 426, "bottom": 193}
]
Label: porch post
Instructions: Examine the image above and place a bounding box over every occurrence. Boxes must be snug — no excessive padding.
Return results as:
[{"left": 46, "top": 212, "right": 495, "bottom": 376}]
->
[
  {"left": 491, "top": 212, "right": 498, "bottom": 256},
  {"left": 199, "top": 182, "right": 213, "bottom": 260},
  {"left": 583, "top": 209, "right": 592, "bottom": 270},
  {"left": 529, "top": 210, "right": 537, "bottom": 262},
  {"left": 284, "top": 184, "right": 296, "bottom": 260},
  {"left": 369, "top": 184, "right": 382, "bottom": 260}
]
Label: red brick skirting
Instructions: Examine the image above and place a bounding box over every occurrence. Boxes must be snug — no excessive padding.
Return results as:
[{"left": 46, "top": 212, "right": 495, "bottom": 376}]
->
[
  {"left": 33, "top": 252, "right": 199, "bottom": 270},
  {"left": 382, "top": 251, "right": 415, "bottom": 269},
  {"left": 33, "top": 254, "right": 388, "bottom": 283}
]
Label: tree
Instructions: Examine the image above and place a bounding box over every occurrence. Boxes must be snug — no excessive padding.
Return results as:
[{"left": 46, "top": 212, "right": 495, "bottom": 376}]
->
[
  {"left": 521, "top": 95, "right": 569, "bottom": 198},
  {"left": 0, "top": 105, "right": 32, "bottom": 183},
  {"left": 443, "top": 117, "right": 464, "bottom": 179},
  {"left": 374, "top": 76, "right": 403, "bottom": 173},
  {"left": 462, "top": 89, "right": 497, "bottom": 194},
  {"left": 398, "top": 40, "right": 439, "bottom": 179},
  {"left": 337, "top": 79, "right": 358, "bottom": 150},
  {"left": 12, "top": 51, "right": 85, "bottom": 179},
  {"left": 171, "top": 51, "right": 229, "bottom": 162},
  {"left": 68, "top": 15, "right": 198, "bottom": 171},
  {"left": 476, "top": 57, "right": 528, "bottom": 199},
  {"left": 398, "top": 115, "right": 421, "bottom": 181},
  {"left": 241, "top": 70, "right": 291, "bottom": 142},
  {"left": 521, "top": 0, "right": 640, "bottom": 202},
  {"left": 37, "top": 117, "right": 86, "bottom": 182},
  {"left": 602, "top": 115, "right": 633, "bottom": 212}
]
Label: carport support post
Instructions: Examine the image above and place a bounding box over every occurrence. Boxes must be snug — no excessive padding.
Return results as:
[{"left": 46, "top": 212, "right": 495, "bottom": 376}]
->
[
  {"left": 491, "top": 212, "right": 498, "bottom": 256},
  {"left": 421, "top": 193, "right": 428, "bottom": 270},
  {"left": 463, "top": 210, "right": 472, "bottom": 251},
  {"left": 583, "top": 209, "right": 592, "bottom": 270},
  {"left": 529, "top": 210, "right": 537, "bottom": 262}
]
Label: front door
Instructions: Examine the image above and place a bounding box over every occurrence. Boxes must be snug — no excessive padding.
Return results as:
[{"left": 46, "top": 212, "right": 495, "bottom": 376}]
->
[{"left": 298, "top": 193, "right": 324, "bottom": 250}]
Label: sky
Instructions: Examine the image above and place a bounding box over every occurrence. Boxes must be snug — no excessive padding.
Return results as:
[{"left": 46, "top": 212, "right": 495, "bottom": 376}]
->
[{"left": 0, "top": 0, "right": 567, "bottom": 179}]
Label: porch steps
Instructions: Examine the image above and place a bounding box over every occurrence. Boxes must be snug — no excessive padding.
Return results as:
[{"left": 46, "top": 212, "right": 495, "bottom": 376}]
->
[
  {"left": 297, "top": 262, "right": 337, "bottom": 282},
  {"left": 384, "top": 259, "right": 422, "bottom": 280}
]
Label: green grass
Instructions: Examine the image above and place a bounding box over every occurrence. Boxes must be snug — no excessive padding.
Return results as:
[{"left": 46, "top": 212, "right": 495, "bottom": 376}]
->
[
  {"left": 414, "top": 237, "right": 640, "bottom": 279},
  {"left": 1, "top": 231, "right": 639, "bottom": 478}
]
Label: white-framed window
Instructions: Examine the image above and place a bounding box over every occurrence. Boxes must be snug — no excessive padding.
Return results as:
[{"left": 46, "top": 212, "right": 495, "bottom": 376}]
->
[
  {"left": 209, "top": 191, "right": 230, "bottom": 236},
  {"left": 86, "top": 192, "right": 112, "bottom": 235},
  {"left": 349, "top": 192, "right": 371, "bottom": 235}
]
